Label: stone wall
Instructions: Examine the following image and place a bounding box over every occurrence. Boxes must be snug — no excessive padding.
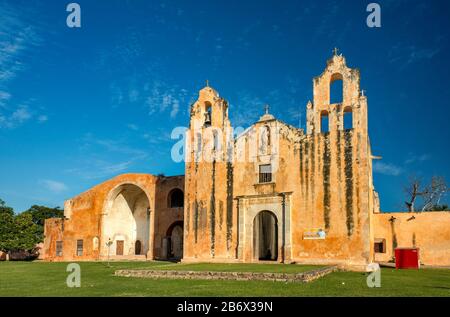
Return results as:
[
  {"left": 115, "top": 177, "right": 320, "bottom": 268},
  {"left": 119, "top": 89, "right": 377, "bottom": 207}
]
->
[
  {"left": 372, "top": 211, "right": 450, "bottom": 266},
  {"left": 115, "top": 266, "right": 338, "bottom": 283},
  {"left": 183, "top": 53, "right": 375, "bottom": 270},
  {"left": 154, "top": 175, "right": 185, "bottom": 259},
  {"left": 43, "top": 173, "right": 184, "bottom": 261}
]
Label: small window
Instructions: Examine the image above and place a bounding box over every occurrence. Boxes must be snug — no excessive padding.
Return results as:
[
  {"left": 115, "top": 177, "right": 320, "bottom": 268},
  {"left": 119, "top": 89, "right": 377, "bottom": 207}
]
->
[
  {"left": 374, "top": 239, "right": 386, "bottom": 253},
  {"left": 343, "top": 106, "right": 353, "bottom": 130},
  {"left": 76, "top": 239, "right": 83, "bottom": 256},
  {"left": 320, "top": 110, "right": 329, "bottom": 133},
  {"left": 168, "top": 188, "right": 184, "bottom": 208},
  {"left": 93, "top": 237, "right": 99, "bottom": 251},
  {"left": 56, "top": 241, "right": 63, "bottom": 257},
  {"left": 259, "top": 164, "right": 272, "bottom": 183}
]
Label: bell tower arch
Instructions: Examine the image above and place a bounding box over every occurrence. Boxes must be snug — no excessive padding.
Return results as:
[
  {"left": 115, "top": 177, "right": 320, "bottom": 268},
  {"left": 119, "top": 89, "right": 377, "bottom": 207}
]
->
[
  {"left": 184, "top": 83, "right": 234, "bottom": 261},
  {"left": 306, "top": 50, "right": 367, "bottom": 135}
]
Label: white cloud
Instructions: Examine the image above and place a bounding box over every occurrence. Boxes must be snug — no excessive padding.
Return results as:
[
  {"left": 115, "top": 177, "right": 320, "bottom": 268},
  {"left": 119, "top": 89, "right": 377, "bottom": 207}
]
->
[
  {"left": 0, "top": 91, "right": 11, "bottom": 100},
  {"left": 170, "top": 99, "right": 179, "bottom": 118},
  {"left": 373, "top": 162, "right": 403, "bottom": 176},
  {"left": 127, "top": 123, "right": 138, "bottom": 130},
  {"left": 389, "top": 44, "right": 440, "bottom": 67},
  {"left": 66, "top": 135, "right": 149, "bottom": 179},
  {"left": 0, "top": 104, "right": 33, "bottom": 128},
  {"left": 129, "top": 89, "right": 139, "bottom": 102},
  {"left": 231, "top": 90, "right": 264, "bottom": 127},
  {"left": 110, "top": 83, "right": 124, "bottom": 107},
  {"left": 0, "top": 4, "right": 42, "bottom": 85},
  {"left": 0, "top": 90, "right": 10, "bottom": 108},
  {"left": 144, "top": 80, "right": 188, "bottom": 119},
  {"left": 66, "top": 158, "right": 139, "bottom": 180},
  {"left": 41, "top": 180, "right": 68, "bottom": 193},
  {"left": 0, "top": 4, "right": 44, "bottom": 129},
  {"left": 110, "top": 77, "right": 189, "bottom": 120},
  {"left": 0, "top": 100, "right": 49, "bottom": 128},
  {"left": 11, "top": 106, "right": 31, "bottom": 122},
  {"left": 405, "top": 154, "right": 431, "bottom": 164},
  {"left": 37, "top": 114, "right": 48, "bottom": 123}
]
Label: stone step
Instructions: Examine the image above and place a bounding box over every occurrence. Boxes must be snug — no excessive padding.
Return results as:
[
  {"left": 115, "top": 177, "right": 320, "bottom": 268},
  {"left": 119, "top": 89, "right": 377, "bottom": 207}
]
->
[
  {"left": 115, "top": 266, "right": 338, "bottom": 283},
  {"left": 102, "top": 255, "right": 147, "bottom": 261}
]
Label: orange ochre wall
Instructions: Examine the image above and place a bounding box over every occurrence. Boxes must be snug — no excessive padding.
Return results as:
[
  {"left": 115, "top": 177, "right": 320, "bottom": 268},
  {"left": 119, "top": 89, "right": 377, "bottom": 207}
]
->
[
  {"left": 372, "top": 211, "right": 450, "bottom": 266},
  {"left": 44, "top": 173, "right": 184, "bottom": 262}
]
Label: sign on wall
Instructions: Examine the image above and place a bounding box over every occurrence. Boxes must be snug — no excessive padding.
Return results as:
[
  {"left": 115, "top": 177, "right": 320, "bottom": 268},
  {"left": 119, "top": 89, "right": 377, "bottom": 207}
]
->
[{"left": 303, "top": 228, "right": 326, "bottom": 240}]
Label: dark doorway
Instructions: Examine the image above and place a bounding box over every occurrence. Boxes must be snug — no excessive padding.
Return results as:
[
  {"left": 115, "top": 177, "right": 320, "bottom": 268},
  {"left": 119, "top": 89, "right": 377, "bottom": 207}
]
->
[
  {"left": 116, "top": 240, "right": 124, "bottom": 256},
  {"left": 135, "top": 240, "right": 142, "bottom": 255},
  {"left": 254, "top": 211, "right": 278, "bottom": 261},
  {"left": 166, "top": 221, "right": 184, "bottom": 260}
]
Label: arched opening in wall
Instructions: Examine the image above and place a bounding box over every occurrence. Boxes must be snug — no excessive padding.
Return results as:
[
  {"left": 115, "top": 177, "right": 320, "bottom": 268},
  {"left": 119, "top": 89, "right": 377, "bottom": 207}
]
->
[
  {"left": 320, "top": 110, "right": 330, "bottom": 133},
  {"left": 135, "top": 240, "right": 142, "bottom": 255},
  {"left": 102, "top": 183, "right": 150, "bottom": 257},
  {"left": 168, "top": 188, "right": 184, "bottom": 208},
  {"left": 204, "top": 102, "right": 212, "bottom": 127},
  {"left": 165, "top": 221, "right": 184, "bottom": 260},
  {"left": 343, "top": 106, "right": 353, "bottom": 130},
  {"left": 253, "top": 211, "right": 278, "bottom": 261},
  {"left": 330, "top": 73, "right": 343, "bottom": 104}
]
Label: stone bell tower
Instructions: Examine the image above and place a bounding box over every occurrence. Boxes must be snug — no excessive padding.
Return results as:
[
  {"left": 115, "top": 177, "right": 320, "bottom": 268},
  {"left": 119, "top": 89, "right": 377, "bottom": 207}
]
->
[
  {"left": 301, "top": 50, "right": 374, "bottom": 269},
  {"left": 183, "top": 83, "right": 235, "bottom": 262},
  {"left": 306, "top": 49, "right": 368, "bottom": 135}
]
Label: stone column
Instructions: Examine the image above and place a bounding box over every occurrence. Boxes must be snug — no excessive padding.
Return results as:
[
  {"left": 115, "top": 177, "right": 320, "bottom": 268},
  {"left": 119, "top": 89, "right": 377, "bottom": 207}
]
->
[{"left": 146, "top": 208, "right": 155, "bottom": 260}]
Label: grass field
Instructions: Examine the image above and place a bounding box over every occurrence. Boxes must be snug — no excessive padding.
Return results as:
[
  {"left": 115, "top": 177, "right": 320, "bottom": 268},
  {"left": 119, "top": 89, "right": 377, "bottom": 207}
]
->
[{"left": 0, "top": 261, "right": 449, "bottom": 297}]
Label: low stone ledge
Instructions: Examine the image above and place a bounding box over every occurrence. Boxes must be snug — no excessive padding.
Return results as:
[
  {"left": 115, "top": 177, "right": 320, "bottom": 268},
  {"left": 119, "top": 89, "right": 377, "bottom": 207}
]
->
[{"left": 115, "top": 266, "right": 338, "bottom": 283}]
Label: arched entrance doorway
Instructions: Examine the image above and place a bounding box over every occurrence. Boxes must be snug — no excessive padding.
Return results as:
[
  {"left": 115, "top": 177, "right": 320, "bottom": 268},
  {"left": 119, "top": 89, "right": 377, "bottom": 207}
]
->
[
  {"left": 101, "top": 183, "right": 150, "bottom": 257},
  {"left": 135, "top": 240, "right": 142, "bottom": 255},
  {"left": 253, "top": 211, "right": 278, "bottom": 261},
  {"left": 164, "top": 221, "right": 183, "bottom": 260}
]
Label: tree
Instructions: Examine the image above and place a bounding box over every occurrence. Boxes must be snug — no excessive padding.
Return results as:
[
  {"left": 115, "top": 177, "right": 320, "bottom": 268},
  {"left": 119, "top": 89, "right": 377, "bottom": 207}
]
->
[
  {"left": 11, "top": 212, "right": 41, "bottom": 251},
  {"left": 403, "top": 176, "right": 449, "bottom": 212},
  {"left": 0, "top": 198, "right": 13, "bottom": 216},
  {"left": 0, "top": 199, "right": 16, "bottom": 254},
  {"left": 403, "top": 176, "right": 423, "bottom": 212},
  {"left": 420, "top": 176, "right": 449, "bottom": 211},
  {"left": 21, "top": 205, "right": 63, "bottom": 242},
  {"left": 22, "top": 205, "right": 64, "bottom": 226},
  {"left": 0, "top": 199, "right": 59, "bottom": 259}
]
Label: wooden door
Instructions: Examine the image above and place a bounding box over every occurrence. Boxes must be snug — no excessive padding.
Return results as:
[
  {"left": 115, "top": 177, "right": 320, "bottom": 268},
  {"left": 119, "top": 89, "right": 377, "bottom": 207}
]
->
[{"left": 116, "top": 240, "right": 124, "bottom": 255}]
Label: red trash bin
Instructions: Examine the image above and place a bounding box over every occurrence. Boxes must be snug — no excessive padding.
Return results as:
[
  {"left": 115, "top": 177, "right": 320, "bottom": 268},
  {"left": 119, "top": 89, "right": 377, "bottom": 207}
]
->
[{"left": 395, "top": 248, "right": 420, "bottom": 269}]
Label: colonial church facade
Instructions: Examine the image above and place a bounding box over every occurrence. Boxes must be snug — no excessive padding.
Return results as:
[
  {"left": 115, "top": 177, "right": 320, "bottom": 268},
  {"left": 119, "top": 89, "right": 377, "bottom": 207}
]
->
[{"left": 43, "top": 53, "right": 450, "bottom": 270}]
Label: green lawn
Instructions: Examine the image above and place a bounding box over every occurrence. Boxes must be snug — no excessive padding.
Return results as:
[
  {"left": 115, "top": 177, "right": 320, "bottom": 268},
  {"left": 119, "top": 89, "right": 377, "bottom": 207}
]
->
[{"left": 0, "top": 261, "right": 449, "bottom": 297}]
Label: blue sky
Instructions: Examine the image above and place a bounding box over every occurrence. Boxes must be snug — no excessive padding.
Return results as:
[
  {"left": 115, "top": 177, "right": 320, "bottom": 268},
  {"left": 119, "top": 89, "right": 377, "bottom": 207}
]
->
[{"left": 0, "top": 0, "right": 449, "bottom": 212}]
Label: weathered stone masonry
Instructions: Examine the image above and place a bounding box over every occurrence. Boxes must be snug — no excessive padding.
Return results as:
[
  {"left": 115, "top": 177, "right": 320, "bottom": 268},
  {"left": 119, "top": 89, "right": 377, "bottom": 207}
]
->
[{"left": 43, "top": 52, "right": 450, "bottom": 269}]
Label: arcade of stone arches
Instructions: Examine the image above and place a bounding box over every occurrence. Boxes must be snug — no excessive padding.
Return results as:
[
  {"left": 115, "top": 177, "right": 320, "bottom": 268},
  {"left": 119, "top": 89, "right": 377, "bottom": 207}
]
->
[
  {"left": 99, "top": 183, "right": 279, "bottom": 262},
  {"left": 100, "top": 183, "right": 185, "bottom": 260}
]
